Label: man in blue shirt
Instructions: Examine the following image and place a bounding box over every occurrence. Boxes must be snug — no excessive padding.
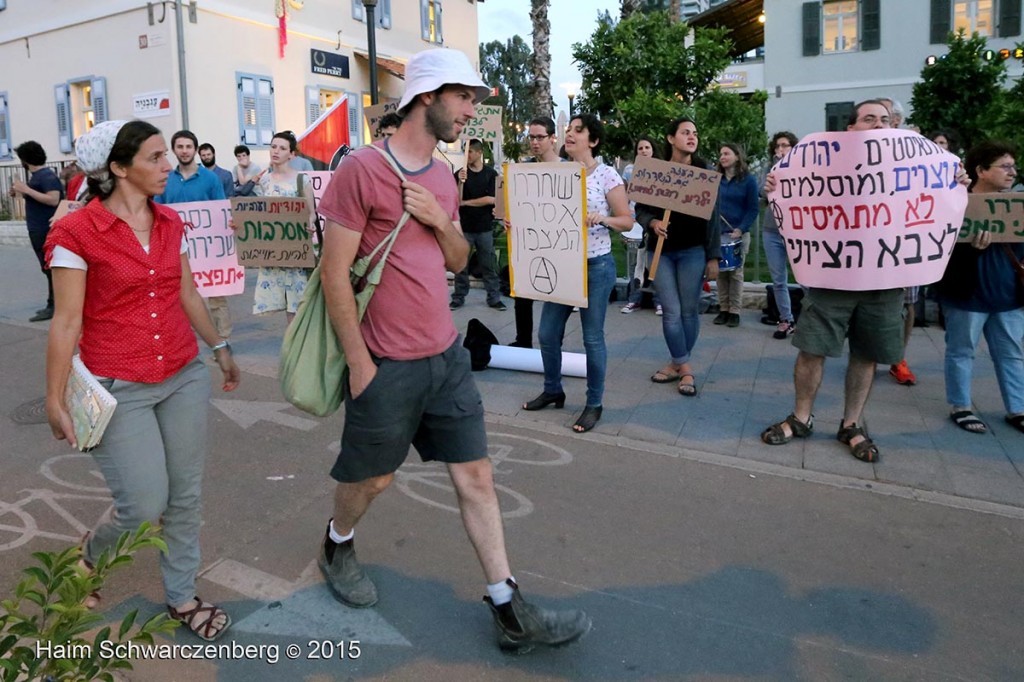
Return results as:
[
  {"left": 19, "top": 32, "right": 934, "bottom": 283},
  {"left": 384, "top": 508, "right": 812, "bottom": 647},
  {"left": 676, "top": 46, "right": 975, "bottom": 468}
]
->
[
  {"left": 156, "top": 130, "right": 232, "bottom": 339},
  {"left": 11, "top": 141, "right": 63, "bottom": 321},
  {"left": 198, "top": 142, "right": 235, "bottom": 199}
]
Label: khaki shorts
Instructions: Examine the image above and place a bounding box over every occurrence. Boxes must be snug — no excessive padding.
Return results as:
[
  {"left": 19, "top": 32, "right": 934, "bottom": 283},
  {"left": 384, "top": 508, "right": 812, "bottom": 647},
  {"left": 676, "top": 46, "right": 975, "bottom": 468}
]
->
[
  {"left": 330, "top": 338, "right": 487, "bottom": 483},
  {"left": 793, "top": 288, "right": 905, "bottom": 364}
]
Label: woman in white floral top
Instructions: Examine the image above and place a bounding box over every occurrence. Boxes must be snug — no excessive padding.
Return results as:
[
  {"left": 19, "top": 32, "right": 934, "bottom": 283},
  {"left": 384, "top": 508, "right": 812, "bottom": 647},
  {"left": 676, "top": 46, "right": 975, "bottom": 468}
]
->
[{"left": 250, "top": 130, "right": 317, "bottom": 323}]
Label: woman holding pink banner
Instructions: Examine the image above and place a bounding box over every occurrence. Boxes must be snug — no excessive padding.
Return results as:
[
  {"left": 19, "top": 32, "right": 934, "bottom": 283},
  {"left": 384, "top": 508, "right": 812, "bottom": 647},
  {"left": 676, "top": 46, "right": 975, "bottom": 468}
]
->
[
  {"left": 44, "top": 119, "right": 239, "bottom": 640},
  {"left": 936, "top": 140, "right": 1024, "bottom": 435},
  {"left": 636, "top": 116, "right": 722, "bottom": 397},
  {"left": 250, "top": 130, "right": 317, "bottom": 323}
]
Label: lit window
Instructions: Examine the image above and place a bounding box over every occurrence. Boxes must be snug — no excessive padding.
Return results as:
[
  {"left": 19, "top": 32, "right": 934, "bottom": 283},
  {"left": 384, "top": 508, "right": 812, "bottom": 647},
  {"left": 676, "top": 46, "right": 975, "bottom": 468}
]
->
[
  {"left": 823, "top": 1, "right": 859, "bottom": 53},
  {"left": 421, "top": 0, "right": 443, "bottom": 44},
  {"left": 953, "top": 0, "right": 994, "bottom": 36}
]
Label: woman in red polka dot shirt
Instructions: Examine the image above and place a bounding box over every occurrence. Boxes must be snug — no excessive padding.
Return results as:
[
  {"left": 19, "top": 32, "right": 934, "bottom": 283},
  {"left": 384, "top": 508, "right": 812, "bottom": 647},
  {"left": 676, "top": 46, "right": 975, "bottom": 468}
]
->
[{"left": 44, "top": 120, "right": 239, "bottom": 642}]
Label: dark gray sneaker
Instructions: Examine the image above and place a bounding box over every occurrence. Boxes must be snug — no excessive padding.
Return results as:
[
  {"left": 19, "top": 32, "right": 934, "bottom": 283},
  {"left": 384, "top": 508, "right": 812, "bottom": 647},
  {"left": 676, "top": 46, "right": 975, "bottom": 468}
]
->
[
  {"left": 318, "top": 526, "right": 378, "bottom": 608},
  {"left": 484, "top": 579, "right": 591, "bottom": 654}
]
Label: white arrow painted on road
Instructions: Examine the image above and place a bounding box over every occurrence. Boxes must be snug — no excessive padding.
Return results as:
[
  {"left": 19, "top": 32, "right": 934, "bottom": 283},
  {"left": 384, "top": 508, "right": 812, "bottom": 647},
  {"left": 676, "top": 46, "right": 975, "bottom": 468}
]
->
[
  {"left": 211, "top": 399, "right": 320, "bottom": 431},
  {"left": 201, "top": 558, "right": 410, "bottom": 645}
]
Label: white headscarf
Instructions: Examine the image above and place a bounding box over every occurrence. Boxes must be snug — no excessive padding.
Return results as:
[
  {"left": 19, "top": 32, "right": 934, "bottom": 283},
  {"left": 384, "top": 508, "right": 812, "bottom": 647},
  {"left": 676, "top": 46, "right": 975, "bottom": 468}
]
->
[{"left": 75, "top": 120, "right": 129, "bottom": 196}]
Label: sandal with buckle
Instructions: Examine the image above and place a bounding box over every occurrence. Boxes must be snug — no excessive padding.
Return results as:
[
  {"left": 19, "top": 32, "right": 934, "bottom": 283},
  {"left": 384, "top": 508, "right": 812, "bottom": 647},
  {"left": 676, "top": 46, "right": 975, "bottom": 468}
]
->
[
  {"left": 677, "top": 374, "right": 697, "bottom": 397},
  {"left": 761, "top": 413, "right": 813, "bottom": 445},
  {"left": 837, "top": 421, "right": 879, "bottom": 463},
  {"left": 651, "top": 366, "right": 682, "bottom": 383},
  {"left": 168, "top": 597, "right": 232, "bottom": 642},
  {"left": 950, "top": 410, "right": 987, "bottom": 434}
]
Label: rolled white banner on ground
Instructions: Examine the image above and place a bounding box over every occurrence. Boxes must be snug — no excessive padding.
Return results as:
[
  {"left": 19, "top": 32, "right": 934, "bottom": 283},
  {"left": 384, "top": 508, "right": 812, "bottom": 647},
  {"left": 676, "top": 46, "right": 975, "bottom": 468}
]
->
[{"left": 487, "top": 346, "right": 588, "bottom": 378}]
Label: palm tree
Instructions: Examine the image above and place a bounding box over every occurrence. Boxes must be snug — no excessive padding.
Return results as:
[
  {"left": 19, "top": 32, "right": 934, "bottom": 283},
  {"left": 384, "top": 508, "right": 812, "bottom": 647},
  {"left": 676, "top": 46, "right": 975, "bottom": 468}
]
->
[
  {"left": 621, "top": 0, "right": 642, "bottom": 19},
  {"left": 529, "top": 0, "right": 554, "bottom": 117},
  {"left": 669, "top": 0, "right": 681, "bottom": 22}
]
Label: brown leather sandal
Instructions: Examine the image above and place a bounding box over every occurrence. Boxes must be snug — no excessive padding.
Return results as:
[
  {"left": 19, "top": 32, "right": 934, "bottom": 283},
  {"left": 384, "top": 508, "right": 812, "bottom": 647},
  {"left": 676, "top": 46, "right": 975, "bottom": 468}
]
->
[
  {"left": 761, "top": 413, "right": 813, "bottom": 445},
  {"left": 837, "top": 421, "right": 879, "bottom": 463},
  {"left": 168, "top": 597, "right": 232, "bottom": 641}
]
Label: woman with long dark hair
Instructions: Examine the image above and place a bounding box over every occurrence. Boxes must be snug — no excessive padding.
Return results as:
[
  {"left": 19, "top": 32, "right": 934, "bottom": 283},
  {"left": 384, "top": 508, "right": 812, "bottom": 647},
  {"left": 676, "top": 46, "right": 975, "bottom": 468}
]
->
[
  {"left": 522, "top": 114, "right": 634, "bottom": 432},
  {"left": 45, "top": 119, "right": 239, "bottom": 641},
  {"left": 637, "top": 117, "right": 721, "bottom": 396},
  {"left": 713, "top": 142, "right": 758, "bottom": 328}
]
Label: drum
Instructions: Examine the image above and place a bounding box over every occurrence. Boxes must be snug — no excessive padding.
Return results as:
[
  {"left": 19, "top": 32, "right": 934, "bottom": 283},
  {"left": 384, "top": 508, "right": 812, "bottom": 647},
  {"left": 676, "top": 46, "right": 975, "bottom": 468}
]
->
[{"left": 719, "top": 239, "right": 744, "bottom": 272}]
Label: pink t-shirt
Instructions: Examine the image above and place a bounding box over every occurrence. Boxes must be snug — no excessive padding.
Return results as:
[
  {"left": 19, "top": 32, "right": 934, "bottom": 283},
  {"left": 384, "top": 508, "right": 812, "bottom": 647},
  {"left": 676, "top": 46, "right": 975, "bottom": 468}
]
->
[{"left": 317, "top": 143, "right": 459, "bottom": 360}]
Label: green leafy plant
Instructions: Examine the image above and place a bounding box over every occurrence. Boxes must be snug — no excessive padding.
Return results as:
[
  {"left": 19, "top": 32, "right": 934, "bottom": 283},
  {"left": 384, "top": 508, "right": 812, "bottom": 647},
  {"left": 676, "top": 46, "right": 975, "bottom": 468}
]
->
[{"left": 0, "top": 522, "right": 178, "bottom": 682}]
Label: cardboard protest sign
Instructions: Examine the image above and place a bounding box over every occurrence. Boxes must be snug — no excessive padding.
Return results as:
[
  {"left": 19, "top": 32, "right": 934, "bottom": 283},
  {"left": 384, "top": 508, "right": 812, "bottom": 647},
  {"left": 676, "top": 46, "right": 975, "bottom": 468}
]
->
[
  {"left": 957, "top": 192, "right": 1024, "bottom": 242},
  {"left": 363, "top": 99, "right": 400, "bottom": 141},
  {"left": 459, "top": 105, "right": 502, "bottom": 144},
  {"left": 504, "top": 162, "right": 588, "bottom": 307},
  {"left": 625, "top": 156, "right": 721, "bottom": 220},
  {"left": 230, "top": 196, "right": 316, "bottom": 268},
  {"left": 767, "top": 129, "right": 968, "bottom": 290},
  {"left": 169, "top": 200, "right": 245, "bottom": 297}
]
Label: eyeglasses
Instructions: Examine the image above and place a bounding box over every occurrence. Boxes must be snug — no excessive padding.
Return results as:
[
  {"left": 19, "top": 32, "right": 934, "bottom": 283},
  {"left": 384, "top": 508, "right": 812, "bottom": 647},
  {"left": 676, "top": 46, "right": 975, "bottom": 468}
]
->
[
  {"left": 856, "top": 115, "right": 891, "bottom": 126},
  {"left": 527, "top": 134, "right": 550, "bottom": 142},
  {"left": 992, "top": 163, "right": 1018, "bottom": 173}
]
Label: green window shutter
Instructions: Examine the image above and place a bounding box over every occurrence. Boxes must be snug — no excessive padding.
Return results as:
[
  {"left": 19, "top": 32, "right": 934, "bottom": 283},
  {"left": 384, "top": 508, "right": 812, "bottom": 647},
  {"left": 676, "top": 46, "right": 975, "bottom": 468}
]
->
[
  {"left": 999, "top": 0, "right": 1022, "bottom": 37},
  {"left": 861, "top": 0, "right": 881, "bottom": 50},
  {"left": 930, "top": 0, "right": 952, "bottom": 43},
  {"left": 803, "top": 2, "right": 821, "bottom": 56}
]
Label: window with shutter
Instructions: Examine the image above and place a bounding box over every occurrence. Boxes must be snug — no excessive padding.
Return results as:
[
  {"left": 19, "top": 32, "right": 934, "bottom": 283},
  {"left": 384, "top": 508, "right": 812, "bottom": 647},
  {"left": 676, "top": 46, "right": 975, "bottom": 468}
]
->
[
  {"left": 306, "top": 86, "right": 321, "bottom": 127},
  {"left": 931, "top": 0, "right": 953, "bottom": 42},
  {"left": 346, "top": 91, "right": 361, "bottom": 148},
  {"left": 378, "top": 0, "right": 392, "bottom": 29},
  {"left": 236, "top": 73, "right": 275, "bottom": 147},
  {"left": 421, "top": 0, "right": 442, "bottom": 43},
  {"left": 823, "top": 1, "right": 859, "bottom": 53},
  {"left": 999, "top": 0, "right": 1022, "bottom": 37},
  {"left": 54, "top": 84, "right": 73, "bottom": 153},
  {"left": 802, "top": 2, "right": 822, "bottom": 56},
  {"left": 861, "top": 0, "right": 881, "bottom": 50},
  {"left": 0, "top": 92, "right": 11, "bottom": 159},
  {"left": 91, "top": 77, "right": 108, "bottom": 124},
  {"left": 825, "top": 101, "right": 855, "bottom": 132},
  {"left": 953, "top": 0, "right": 994, "bottom": 36},
  {"left": 351, "top": 0, "right": 364, "bottom": 21}
]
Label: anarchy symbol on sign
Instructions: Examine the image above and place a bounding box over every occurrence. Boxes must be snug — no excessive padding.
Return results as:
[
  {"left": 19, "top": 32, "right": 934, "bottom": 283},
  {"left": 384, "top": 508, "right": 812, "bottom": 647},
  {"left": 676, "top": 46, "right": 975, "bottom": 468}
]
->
[{"left": 529, "top": 257, "right": 557, "bottom": 295}]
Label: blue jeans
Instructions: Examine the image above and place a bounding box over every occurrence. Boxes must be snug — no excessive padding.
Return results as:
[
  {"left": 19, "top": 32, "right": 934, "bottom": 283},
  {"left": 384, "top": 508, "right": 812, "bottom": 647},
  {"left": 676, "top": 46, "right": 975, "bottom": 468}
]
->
[
  {"left": 653, "top": 246, "right": 707, "bottom": 365},
  {"left": 762, "top": 229, "right": 793, "bottom": 322},
  {"left": 538, "top": 252, "right": 616, "bottom": 407},
  {"left": 943, "top": 305, "right": 1024, "bottom": 414}
]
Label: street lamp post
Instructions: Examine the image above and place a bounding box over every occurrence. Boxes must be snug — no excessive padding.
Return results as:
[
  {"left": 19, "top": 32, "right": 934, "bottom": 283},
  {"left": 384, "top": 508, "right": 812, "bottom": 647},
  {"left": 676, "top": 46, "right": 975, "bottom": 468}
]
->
[
  {"left": 567, "top": 92, "right": 575, "bottom": 117},
  {"left": 363, "top": 0, "right": 379, "bottom": 105}
]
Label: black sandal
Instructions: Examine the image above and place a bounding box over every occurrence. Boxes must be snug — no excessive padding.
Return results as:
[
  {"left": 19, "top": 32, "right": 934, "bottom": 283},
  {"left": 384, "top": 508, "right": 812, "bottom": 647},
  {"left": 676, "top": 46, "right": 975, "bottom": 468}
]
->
[
  {"left": 168, "top": 597, "right": 232, "bottom": 642},
  {"left": 761, "top": 413, "right": 813, "bottom": 445},
  {"left": 1005, "top": 414, "right": 1024, "bottom": 434},
  {"left": 951, "top": 410, "right": 987, "bottom": 434},
  {"left": 572, "top": 406, "right": 602, "bottom": 433},
  {"left": 836, "top": 421, "right": 879, "bottom": 463}
]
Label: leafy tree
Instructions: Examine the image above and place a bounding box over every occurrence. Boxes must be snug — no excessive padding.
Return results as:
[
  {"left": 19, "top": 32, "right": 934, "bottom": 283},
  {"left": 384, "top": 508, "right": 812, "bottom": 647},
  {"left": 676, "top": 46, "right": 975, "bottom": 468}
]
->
[
  {"left": 910, "top": 31, "right": 1007, "bottom": 151},
  {"left": 572, "top": 10, "right": 733, "bottom": 159},
  {"left": 980, "top": 42, "right": 1024, "bottom": 162},
  {"left": 693, "top": 89, "right": 769, "bottom": 166},
  {"left": 480, "top": 36, "right": 533, "bottom": 160}
]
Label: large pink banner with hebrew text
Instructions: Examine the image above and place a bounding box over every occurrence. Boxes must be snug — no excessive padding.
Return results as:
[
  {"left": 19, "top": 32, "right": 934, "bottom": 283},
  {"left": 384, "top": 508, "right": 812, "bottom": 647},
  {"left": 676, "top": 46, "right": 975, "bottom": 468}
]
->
[
  {"left": 767, "top": 129, "right": 968, "bottom": 290},
  {"left": 170, "top": 200, "right": 245, "bottom": 298}
]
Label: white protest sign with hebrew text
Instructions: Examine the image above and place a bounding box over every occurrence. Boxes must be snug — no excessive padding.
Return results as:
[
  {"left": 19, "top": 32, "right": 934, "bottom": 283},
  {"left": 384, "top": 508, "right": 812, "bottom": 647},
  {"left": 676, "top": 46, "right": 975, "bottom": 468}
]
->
[
  {"left": 505, "top": 162, "right": 587, "bottom": 307},
  {"left": 767, "top": 129, "right": 968, "bottom": 290},
  {"left": 169, "top": 200, "right": 245, "bottom": 297}
]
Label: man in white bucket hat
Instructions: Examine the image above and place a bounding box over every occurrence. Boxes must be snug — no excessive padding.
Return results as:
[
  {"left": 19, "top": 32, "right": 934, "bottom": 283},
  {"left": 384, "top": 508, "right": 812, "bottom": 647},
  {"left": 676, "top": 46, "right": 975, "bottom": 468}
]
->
[{"left": 314, "top": 48, "right": 591, "bottom": 653}]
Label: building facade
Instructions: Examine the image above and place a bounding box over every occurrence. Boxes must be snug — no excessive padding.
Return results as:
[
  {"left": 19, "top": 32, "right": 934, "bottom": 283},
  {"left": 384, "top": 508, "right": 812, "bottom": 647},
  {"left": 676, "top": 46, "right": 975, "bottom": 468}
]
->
[
  {"left": 764, "top": 0, "right": 1023, "bottom": 137},
  {"left": 0, "top": 0, "right": 481, "bottom": 168}
]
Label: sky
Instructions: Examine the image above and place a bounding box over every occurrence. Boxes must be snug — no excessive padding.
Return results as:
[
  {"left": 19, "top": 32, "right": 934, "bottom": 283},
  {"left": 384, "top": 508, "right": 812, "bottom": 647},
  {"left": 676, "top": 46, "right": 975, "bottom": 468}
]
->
[{"left": 477, "top": 0, "right": 620, "bottom": 119}]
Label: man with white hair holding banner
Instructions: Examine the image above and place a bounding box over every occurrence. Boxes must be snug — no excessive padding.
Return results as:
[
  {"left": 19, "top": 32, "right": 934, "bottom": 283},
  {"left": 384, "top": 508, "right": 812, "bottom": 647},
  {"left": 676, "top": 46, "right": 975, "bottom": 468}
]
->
[{"left": 761, "top": 99, "right": 969, "bottom": 463}]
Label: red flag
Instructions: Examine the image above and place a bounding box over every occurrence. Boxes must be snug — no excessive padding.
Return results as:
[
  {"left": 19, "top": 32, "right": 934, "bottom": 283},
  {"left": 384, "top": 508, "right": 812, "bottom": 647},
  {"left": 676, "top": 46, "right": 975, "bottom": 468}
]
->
[{"left": 295, "top": 95, "right": 351, "bottom": 170}]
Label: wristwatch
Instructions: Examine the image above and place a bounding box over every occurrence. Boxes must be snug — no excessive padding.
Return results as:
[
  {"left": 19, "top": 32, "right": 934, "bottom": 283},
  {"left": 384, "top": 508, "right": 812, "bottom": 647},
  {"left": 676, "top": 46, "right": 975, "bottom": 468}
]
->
[{"left": 210, "top": 340, "right": 231, "bottom": 358}]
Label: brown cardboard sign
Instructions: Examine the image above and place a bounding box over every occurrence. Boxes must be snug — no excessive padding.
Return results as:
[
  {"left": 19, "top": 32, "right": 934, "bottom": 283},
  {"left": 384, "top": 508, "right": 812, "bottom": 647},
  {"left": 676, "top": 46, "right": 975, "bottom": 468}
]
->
[
  {"left": 230, "top": 196, "right": 315, "bottom": 268},
  {"left": 625, "top": 156, "right": 721, "bottom": 220},
  {"left": 957, "top": 192, "right": 1024, "bottom": 242}
]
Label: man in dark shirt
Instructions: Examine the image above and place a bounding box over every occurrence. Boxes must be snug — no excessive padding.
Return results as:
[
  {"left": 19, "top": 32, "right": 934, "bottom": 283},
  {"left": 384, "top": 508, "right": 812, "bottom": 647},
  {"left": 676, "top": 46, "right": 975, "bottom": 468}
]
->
[
  {"left": 198, "top": 143, "right": 235, "bottom": 199},
  {"left": 450, "top": 139, "right": 504, "bottom": 310},
  {"left": 11, "top": 141, "right": 63, "bottom": 321}
]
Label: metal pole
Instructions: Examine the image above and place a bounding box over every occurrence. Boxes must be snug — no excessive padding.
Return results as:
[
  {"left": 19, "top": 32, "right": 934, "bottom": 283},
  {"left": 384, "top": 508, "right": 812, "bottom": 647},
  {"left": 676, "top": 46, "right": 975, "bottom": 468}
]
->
[
  {"left": 174, "top": 0, "right": 190, "bottom": 129},
  {"left": 363, "top": 1, "right": 379, "bottom": 105}
]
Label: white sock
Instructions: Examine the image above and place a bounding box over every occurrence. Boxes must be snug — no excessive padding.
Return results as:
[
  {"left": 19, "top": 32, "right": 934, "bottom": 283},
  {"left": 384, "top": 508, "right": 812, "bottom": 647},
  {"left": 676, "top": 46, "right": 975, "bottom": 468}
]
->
[
  {"left": 328, "top": 520, "right": 353, "bottom": 544},
  {"left": 487, "top": 576, "right": 516, "bottom": 605}
]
